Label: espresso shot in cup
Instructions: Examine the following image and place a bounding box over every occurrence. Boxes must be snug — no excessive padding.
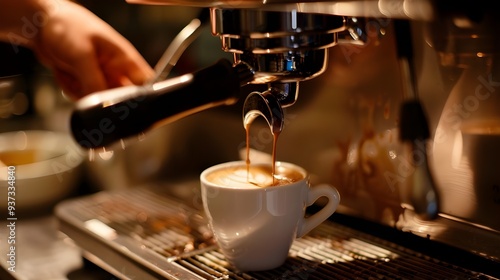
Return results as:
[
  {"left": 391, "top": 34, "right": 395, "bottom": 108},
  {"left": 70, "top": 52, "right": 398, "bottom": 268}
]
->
[{"left": 200, "top": 161, "right": 340, "bottom": 271}]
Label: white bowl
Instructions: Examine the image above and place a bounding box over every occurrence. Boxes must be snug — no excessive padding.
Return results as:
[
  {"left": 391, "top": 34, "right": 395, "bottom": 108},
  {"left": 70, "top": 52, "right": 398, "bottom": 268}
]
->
[{"left": 0, "top": 130, "right": 85, "bottom": 212}]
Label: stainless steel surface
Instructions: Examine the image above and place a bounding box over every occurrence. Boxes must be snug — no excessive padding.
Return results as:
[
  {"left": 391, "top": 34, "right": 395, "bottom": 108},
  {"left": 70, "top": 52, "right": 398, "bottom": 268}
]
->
[
  {"left": 148, "top": 18, "right": 204, "bottom": 84},
  {"left": 210, "top": 8, "right": 374, "bottom": 104},
  {"left": 55, "top": 186, "right": 500, "bottom": 279},
  {"left": 211, "top": 9, "right": 344, "bottom": 54},
  {"left": 126, "top": 0, "right": 435, "bottom": 20},
  {"left": 243, "top": 91, "right": 284, "bottom": 136}
]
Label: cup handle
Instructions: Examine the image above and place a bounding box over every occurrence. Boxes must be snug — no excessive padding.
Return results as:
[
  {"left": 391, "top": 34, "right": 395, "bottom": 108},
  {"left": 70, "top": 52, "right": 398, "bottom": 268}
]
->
[{"left": 296, "top": 184, "right": 340, "bottom": 238}]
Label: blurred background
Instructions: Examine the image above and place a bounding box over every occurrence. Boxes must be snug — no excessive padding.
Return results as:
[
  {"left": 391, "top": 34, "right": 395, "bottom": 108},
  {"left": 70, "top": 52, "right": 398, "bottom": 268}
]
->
[{"left": 4, "top": 1, "right": 500, "bottom": 279}]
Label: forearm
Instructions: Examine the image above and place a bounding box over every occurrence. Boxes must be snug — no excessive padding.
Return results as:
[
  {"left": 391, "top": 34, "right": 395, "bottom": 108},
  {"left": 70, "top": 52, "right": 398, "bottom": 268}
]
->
[{"left": 0, "top": 0, "right": 57, "bottom": 48}]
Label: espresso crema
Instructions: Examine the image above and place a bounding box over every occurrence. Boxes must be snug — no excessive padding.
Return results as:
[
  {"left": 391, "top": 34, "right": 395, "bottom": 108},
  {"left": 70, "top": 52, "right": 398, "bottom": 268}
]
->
[{"left": 206, "top": 164, "right": 304, "bottom": 188}]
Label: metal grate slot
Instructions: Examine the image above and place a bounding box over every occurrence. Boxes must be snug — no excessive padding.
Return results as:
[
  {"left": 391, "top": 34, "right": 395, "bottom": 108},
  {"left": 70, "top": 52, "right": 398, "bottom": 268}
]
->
[
  {"left": 172, "top": 221, "right": 499, "bottom": 280},
  {"left": 63, "top": 188, "right": 216, "bottom": 258},
  {"left": 57, "top": 187, "right": 500, "bottom": 280}
]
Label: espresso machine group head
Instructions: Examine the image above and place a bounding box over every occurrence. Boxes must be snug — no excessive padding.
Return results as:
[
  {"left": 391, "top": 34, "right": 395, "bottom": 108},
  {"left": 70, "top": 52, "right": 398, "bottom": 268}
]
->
[
  {"left": 210, "top": 8, "right": 372, "bottom": 107},
  {"left": 212, "top": 8, "right": 378, "bottom": 141}
]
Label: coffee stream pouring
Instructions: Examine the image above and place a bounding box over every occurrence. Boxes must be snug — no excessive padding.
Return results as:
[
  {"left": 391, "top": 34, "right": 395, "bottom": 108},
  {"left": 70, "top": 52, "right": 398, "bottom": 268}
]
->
[{"left": 242, "top": 90, "right": 285, "bottom": 178}]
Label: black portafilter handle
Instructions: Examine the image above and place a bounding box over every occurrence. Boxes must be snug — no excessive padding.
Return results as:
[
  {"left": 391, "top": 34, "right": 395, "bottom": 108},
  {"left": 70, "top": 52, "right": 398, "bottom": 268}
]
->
[{"left": 70, "top": 59, "right": 254, "bottom": 149}]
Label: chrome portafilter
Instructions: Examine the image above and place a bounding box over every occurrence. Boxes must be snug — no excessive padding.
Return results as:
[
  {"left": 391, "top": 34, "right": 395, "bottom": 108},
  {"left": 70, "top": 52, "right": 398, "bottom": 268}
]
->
[
  {"left": 70, "top": 8, "right": 372, "bottom": 150},
  {"left": 211, "top": 8, "right": 374, "bottom": 107},
  {"left": 215, "top": 8, "right": 372, "bottom": 138}
]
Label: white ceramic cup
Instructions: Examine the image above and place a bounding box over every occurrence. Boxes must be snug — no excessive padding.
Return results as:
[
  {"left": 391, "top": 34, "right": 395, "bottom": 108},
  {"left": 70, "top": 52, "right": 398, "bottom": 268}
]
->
[{"left": 200, "top": 161, "right": 340, "bottom": 271}]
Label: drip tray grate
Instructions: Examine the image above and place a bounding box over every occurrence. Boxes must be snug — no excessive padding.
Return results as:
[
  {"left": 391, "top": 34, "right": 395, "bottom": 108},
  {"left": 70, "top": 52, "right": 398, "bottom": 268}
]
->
[
  {"left": 56, "top": 186, "right": 499, "bottom": 280},
  {"left": 172, "top": 224, "right": 495, "bottom": 280}
]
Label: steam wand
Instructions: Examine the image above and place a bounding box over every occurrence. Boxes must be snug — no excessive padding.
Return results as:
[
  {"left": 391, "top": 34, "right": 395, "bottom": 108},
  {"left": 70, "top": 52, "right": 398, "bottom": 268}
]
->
[
  {"left": 394, "top": 20, "right": 440, "bottom": 220},
  {"left": 146, "top": 9, "right": 210, "bottom": 85}
]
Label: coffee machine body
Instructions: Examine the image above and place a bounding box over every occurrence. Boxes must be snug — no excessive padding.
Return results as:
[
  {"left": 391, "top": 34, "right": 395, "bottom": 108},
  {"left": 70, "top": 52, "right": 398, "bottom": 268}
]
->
[{"left": 124, "top": 0, "right": 500, "bottom": 263}]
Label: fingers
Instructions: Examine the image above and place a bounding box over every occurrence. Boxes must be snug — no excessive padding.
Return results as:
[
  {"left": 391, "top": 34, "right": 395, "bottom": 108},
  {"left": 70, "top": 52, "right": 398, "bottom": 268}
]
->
[
  {"left": 126, "top": 60, "right": 155, "bottom": 86},
  {"left": 74, "top": 51, "right": 108, "bottom": 95},
  {"left": 42, "top": 49, "right": 108, "bottom": 99},
  {"left": 30, "top": 0, "right": 154, "bottom": 99},
  {"left": 125, "top": 51, "right": 155, "bottom": 85},
  {"left": 95, "top": 36, "right": 154, "bottom": 88},
  {"left": 98, "top": 54, "right": 153, "bottom": 89},
  {"left": 51, "top": 46, "right": 151, "bottom": 99},
  {"left": 115, "top": 58, "right": 155, "bottom": 87}
]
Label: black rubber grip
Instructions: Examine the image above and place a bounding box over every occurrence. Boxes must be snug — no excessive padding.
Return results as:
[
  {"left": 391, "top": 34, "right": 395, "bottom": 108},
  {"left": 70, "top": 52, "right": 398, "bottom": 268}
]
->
[{"left": 70, "top": 59, "right": 246, "bottom": 148}]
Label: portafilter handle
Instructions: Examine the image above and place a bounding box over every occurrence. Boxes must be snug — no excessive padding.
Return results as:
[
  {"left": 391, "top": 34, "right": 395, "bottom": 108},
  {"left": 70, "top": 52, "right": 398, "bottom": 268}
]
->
[{"left": 70, "top": 59, "right": 253, "bottom": 149}]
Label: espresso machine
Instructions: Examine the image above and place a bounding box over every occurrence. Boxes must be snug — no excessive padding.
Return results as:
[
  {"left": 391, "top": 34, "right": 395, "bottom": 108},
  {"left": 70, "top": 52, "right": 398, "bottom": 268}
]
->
[{"left": 56, "top": 0, "right": 500, "bottom": 278}]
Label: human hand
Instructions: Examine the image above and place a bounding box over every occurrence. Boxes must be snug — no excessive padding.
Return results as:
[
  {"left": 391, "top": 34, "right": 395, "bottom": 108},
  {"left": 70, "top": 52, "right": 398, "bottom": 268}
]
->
[{"left": 32, "top": 1, "right": 154, "bottom": 100}]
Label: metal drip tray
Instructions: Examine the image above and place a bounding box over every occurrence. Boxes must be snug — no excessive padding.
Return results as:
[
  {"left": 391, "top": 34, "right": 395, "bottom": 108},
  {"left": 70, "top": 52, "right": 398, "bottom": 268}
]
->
[
  {"left": 55, "top": 186, "right": 499, "bottom": 280},
  {"left": 173, "top": 226, "right": 492, "bottom": 280}
]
